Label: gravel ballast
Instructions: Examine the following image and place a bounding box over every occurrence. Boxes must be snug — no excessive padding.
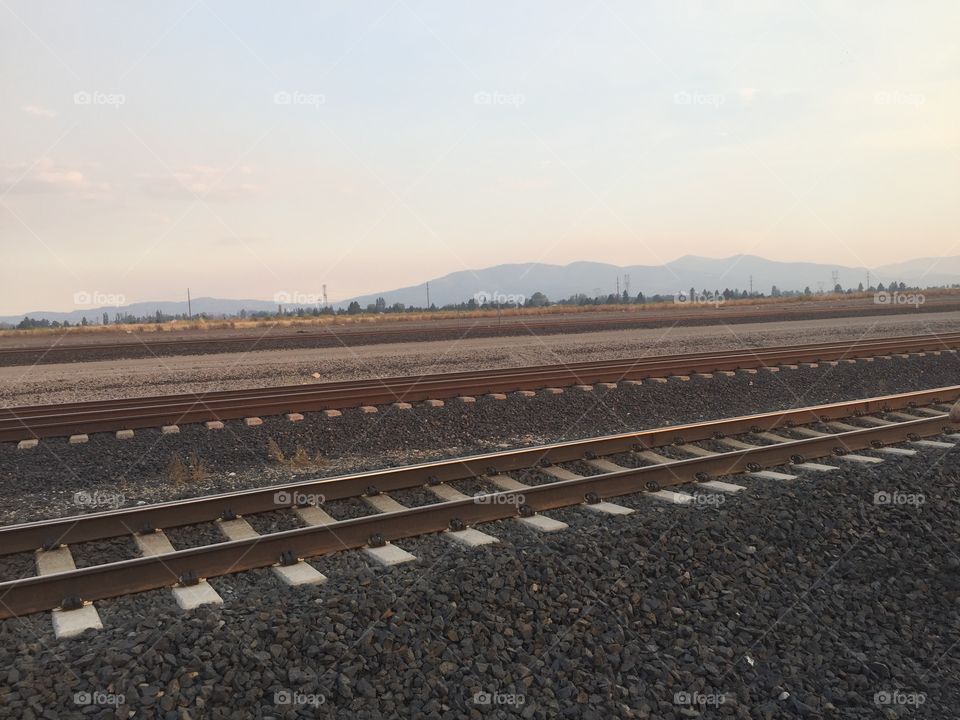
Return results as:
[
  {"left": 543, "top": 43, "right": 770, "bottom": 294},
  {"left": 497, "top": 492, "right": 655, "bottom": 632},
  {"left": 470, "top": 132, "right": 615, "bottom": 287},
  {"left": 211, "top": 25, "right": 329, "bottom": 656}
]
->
[
  {"left": 2, "top": 312, "right": 960, "bottom": 407},
  {"left": 2, "top": 354, "right": 959, "bottom": 525},
  {"left": 0, "top": 441, "right": 957, "bottom": 718}
]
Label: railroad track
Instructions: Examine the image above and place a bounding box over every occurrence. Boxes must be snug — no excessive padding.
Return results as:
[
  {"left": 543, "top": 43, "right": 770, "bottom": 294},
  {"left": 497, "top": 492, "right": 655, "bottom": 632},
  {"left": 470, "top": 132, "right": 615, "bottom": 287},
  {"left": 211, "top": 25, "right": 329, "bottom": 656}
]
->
[
  {"left": 2, "top": 332, "right": 959, "bottom": 443},
  {"left": 1, "top": 386, "right": 957, "bottom": 634},
  {"left": 1, "top": 299, "right": 956, "bottom": 367}
]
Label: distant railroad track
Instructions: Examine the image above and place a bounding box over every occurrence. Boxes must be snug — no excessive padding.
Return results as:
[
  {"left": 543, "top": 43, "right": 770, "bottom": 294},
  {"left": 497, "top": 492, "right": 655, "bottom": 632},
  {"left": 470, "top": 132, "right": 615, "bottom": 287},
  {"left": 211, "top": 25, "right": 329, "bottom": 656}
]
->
[
  {"left": 1, "top": 387, "right": 957, "bottom": 626},
  {"left": 2, "top": 332, "right": 959, "bottom": 443},
  {"left": 1, "top": 299, "right": 957, "bottom": 366}
]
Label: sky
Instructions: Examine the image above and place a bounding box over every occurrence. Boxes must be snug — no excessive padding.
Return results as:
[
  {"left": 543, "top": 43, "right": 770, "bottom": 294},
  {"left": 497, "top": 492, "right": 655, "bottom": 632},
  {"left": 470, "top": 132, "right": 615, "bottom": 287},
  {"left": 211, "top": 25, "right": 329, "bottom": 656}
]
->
[{"left": 1, "top": 1, "right": 958, "bottom": 314}]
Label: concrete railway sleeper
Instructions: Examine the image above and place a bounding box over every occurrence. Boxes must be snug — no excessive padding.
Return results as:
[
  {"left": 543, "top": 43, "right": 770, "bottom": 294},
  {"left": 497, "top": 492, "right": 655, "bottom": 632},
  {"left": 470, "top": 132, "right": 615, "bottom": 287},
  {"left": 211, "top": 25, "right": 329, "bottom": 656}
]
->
[
  {"left": 1, "top": 332, "right": 957, "bottom": 443},
  {"left": 0, "top": 387, "right": 957, "bottom": 634}
]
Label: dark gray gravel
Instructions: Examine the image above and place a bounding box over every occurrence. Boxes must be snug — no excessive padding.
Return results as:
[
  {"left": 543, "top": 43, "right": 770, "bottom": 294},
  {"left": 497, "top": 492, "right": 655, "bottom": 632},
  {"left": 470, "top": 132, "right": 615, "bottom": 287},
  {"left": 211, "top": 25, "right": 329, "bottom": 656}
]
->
[
  {"left": 324, "top": 497, "right": 380, "bottom": 522},
  {"left": 449, "top": 478, "right": 498, "bottom": 497},
  {"left": 0, "top": 551, "right": 36, "bottom": 582},
  {"left": 388, "top": 487, "right": 446, "bottom": 509},
  {"left": 246, "top": 510, "right": 305, "bottom": 536},
  {"left": 164, "top": 522, "right": 229, "bottom": 551},
  {"left": 1, "top": 441, "right": 958, "bottom": 718},
  {"left": 69, "top": 537, "right": 138, "bottom": 570},
  {"left": 3, "top": 354, "right": 960, "bottom": 526}
]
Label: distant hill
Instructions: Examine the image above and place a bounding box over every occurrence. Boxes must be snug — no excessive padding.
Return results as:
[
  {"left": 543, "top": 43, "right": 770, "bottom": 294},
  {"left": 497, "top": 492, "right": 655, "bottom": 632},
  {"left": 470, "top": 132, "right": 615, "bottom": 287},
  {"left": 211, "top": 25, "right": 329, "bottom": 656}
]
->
[
  {"left": 3, "top": 254, "right": 959, "bottom": 325},
  {"left": 338, "top": 254, "right": 960, "bottom": 308},
  {"left": 0, "top": 297, "right": 278, "bottom": 326}
]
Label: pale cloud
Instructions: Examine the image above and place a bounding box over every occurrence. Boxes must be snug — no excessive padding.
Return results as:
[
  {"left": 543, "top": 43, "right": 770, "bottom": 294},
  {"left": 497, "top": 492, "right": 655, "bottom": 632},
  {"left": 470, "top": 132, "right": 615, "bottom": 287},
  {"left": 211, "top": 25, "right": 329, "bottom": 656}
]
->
[
  {"left": 1, "top": 158, "right": 107, "bottom": 197},
  {"left": 21, "top": 104, "right": 56, "bottom": 118},
  {"left": 139, "top": 165, "right": 262, "bottom": 200}
]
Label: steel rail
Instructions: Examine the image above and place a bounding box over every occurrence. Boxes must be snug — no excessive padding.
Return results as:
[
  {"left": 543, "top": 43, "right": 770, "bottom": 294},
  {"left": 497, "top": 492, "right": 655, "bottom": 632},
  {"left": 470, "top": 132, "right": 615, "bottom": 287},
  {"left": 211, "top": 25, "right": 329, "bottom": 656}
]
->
[
  {"left": 4, "top": 331, "right": 957, "bottom": 417},
  {"left": 1, "top": 385, "right": 956, "bottom": 557},
  {"left": 1, "top": 334, "right": 958, "bottom": 443},
  {"left": 0, "top": 412, "right": 954, "bottom": 619}
]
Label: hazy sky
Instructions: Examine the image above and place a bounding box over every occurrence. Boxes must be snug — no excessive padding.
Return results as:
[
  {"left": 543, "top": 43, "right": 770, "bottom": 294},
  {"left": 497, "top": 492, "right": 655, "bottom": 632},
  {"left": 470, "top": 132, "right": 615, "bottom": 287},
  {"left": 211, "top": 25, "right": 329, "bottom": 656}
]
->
[{"left": 1, "top": 1, "right": 957, "bottom": 314}]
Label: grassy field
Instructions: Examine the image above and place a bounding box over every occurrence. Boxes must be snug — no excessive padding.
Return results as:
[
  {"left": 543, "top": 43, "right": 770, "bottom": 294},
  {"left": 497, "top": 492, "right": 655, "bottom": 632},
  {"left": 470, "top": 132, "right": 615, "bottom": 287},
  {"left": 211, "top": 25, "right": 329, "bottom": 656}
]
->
[{"left": 0, "top": 289, "right": 953, "bottom": 339}]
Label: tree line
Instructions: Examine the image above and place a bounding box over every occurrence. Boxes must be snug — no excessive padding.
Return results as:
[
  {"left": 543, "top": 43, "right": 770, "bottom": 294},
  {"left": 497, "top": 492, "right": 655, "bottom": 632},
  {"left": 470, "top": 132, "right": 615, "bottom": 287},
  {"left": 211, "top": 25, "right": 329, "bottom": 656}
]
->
[{"left": 4, "top": 280, "right": 946, "bottom": 330}]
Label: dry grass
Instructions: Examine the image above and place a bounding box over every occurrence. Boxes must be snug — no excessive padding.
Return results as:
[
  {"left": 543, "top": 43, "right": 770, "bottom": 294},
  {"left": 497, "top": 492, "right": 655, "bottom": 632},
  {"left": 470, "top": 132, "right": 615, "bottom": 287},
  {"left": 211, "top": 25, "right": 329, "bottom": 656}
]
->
[
  {"left": 167, "top": 452, "right": 211, "bottom": 488},
  {"left": 267, "top": 437, "right": 327, "bottom": 469},
  {"left": 266, "top": 438, "right": 286, "bottom": 464},
  {"left": 4, "top": 288, "right": 958, "bottom": 340}
]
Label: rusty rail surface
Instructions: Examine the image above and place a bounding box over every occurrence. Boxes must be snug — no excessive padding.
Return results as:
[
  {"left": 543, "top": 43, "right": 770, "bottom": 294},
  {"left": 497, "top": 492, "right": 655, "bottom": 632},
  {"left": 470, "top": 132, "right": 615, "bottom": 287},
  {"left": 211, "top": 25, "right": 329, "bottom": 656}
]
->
[
  {"left": 0, "top": 387, "right": 956, "bottom": 619},
  {"left": 1, "top": 333, "right": 958, "bottom": 443}
]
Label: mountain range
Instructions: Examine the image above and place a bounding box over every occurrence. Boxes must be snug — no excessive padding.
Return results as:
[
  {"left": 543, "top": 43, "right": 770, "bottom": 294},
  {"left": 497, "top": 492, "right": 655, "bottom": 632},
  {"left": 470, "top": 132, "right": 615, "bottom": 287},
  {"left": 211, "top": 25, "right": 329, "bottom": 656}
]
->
[{"left": 3, "top": 254, "right": 959, "bottom": 325}]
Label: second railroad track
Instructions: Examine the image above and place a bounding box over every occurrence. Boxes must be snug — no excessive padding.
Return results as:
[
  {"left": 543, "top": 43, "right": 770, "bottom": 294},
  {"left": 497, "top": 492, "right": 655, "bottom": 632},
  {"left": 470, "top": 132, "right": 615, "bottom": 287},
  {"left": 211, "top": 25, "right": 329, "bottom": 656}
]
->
[{"left": 2, "top": 332, "right": 959, "bottom": 443}]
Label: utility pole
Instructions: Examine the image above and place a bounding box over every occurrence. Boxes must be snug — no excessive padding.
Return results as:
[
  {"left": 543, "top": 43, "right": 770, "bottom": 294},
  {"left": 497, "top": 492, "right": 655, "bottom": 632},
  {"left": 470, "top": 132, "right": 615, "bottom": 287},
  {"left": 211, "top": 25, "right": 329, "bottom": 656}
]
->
[
  {"left": 187, "top": 288, "right": 192, "bottom": 319},
  {"left": 749, "top": 275, "right": 753, "bottom": 296},
  {"left": 322, "top": 284, "right": 328, "bottom": 308},
  {"left": 616, "top": 276, "right": 620, "bottom": 297},
  {"left": 426, "top": 282, "right": 430, "bottom": 310}
]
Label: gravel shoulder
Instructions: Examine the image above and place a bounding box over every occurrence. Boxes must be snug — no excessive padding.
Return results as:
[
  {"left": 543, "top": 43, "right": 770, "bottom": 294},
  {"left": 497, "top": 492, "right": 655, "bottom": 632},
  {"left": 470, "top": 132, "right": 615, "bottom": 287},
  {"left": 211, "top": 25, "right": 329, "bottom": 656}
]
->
[
  {"left": 1, "top": 310, "right": 958, "bottom": 406},
  {"left": 0, "top": 438, "right": 957, "bottom": 718}
]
